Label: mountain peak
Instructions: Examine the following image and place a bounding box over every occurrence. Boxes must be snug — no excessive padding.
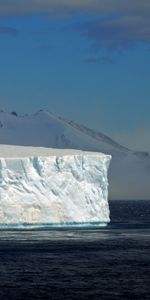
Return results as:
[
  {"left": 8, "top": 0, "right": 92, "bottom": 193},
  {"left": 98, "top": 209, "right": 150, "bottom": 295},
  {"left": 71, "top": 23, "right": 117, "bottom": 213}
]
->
[
  {"left": 0, "top": 109, "right": 150, "bottom": 199},
  {"left": 0, "top": 109, "right": 148, "bottom": 155}
]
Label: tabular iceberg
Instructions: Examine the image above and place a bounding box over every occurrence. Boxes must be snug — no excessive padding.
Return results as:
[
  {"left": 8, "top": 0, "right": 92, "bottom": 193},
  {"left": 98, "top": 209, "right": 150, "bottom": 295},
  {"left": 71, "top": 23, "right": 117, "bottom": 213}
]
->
[{"left": 0, "top": 146, "right": 111, "bottom": 226}]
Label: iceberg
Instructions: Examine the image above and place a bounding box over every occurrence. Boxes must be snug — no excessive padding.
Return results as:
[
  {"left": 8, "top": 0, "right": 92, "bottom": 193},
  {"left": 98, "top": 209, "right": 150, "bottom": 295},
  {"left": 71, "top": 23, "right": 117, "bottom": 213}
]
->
[{"left": 0, "top": 146, "right": 111, "bottom": 226}]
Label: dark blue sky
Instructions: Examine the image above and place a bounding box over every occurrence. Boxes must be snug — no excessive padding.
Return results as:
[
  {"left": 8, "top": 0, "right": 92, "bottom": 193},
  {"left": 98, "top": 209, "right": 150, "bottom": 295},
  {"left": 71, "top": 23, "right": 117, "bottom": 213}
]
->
[{"left": 0, "top": 1, "right": 150, "bottom": 151}]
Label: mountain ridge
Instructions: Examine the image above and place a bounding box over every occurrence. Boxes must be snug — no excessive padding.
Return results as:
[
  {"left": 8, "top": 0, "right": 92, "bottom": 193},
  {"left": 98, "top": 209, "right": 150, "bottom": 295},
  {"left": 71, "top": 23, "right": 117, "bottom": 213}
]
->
[{"left": 0, "top": 109, "right": 150, "bottom": 200}]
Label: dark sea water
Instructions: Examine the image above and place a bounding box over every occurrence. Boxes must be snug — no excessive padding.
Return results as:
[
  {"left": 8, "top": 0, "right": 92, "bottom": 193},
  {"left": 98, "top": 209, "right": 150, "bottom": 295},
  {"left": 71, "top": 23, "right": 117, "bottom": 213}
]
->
[{"left": 0, "top": 200, "right": 150, "bottom": 300}]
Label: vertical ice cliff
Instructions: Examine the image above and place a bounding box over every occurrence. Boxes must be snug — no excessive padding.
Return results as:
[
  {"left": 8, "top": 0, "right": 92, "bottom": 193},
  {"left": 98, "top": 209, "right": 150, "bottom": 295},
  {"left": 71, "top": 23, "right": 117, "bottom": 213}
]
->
[{"left": 0, "top": 146, "right": 111, "bottom": 225}]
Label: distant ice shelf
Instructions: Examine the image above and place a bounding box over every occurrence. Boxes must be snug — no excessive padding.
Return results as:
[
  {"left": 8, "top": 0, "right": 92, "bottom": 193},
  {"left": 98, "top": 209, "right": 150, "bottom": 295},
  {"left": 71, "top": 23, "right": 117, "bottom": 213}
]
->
[{"left": 0, "top": 146, "right": 111, "bottom": 226}]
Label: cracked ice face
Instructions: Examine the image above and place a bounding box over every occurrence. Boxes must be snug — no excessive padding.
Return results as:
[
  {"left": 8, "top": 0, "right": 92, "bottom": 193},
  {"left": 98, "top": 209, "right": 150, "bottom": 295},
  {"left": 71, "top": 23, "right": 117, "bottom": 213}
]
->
[{"left": 0, "top": 146, "right": 111, "bottom": 225}]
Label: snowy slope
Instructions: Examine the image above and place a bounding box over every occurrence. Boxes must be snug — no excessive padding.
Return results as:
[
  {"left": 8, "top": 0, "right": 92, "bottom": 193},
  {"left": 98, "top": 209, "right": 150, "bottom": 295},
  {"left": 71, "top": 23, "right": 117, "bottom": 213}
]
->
[
  {"left": 0, "top": 110, "right": 150, "bottom": 200},
  {"left": 0, "top": 146, "right": 111, "bottom": 224}
]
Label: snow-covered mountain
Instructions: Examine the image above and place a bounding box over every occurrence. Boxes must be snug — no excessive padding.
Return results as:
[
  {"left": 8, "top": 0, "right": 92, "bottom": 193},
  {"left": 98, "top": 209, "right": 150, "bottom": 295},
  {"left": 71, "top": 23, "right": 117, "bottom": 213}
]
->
[{"left": 0, "top": 110, "right": 150, "bottom": 200}]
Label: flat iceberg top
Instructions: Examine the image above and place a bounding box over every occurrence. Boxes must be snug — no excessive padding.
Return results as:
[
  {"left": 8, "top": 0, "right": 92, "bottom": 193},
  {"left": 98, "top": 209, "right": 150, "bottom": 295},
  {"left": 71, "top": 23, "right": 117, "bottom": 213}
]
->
[{"left": 0, "top": 145, "right": 110, "bottom": 159}]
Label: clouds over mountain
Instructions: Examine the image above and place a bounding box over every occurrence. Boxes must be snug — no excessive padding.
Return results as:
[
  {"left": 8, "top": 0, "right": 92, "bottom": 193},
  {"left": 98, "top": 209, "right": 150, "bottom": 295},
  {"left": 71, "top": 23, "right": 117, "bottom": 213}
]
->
[
  {"left": 0, "top": 1, "right": 150, "bottom": 49},
  {"left": 0, "top": 0, "right": 150, "bottom": 17},
  {"left": 75, "top": 15, "right": 150, "bottom": 50},
  {"left": 0, "top": 26, "right": 17, "bottom": 36}
]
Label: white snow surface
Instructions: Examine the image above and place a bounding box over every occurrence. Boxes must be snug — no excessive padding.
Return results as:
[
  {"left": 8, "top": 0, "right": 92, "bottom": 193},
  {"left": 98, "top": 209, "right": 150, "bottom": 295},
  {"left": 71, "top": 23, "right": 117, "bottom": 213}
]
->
[{"left": 0, "top": 145, "right": 111, "bottom": 224}]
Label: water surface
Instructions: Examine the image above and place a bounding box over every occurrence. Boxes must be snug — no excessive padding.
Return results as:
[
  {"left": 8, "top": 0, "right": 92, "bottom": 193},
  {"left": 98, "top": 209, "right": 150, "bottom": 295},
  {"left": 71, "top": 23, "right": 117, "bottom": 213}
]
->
[{"left": 0, "top": 200, "right": 150, "bottom": 300}]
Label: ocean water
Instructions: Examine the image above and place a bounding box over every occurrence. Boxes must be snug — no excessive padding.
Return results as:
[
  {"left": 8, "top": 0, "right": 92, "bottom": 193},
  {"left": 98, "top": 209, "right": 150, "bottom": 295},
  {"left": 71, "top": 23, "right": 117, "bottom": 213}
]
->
[{"left": 0, "top": 200, "right": 150, "bottom": 300}]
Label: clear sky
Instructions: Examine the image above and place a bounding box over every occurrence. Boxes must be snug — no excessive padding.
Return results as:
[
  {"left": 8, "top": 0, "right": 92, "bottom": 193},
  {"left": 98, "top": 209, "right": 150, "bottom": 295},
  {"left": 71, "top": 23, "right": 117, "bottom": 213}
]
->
[{"left": 0, "top": 1, "right": 150, "bottom": 151}]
